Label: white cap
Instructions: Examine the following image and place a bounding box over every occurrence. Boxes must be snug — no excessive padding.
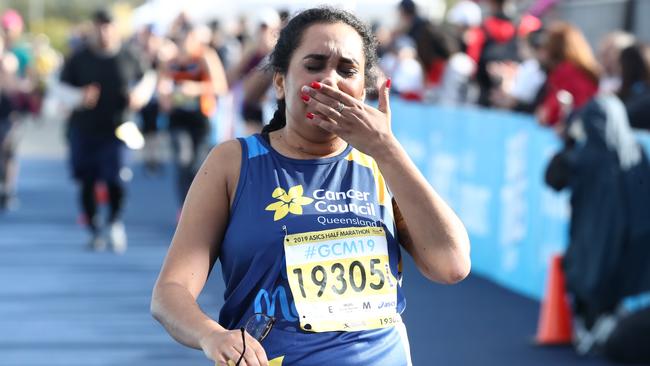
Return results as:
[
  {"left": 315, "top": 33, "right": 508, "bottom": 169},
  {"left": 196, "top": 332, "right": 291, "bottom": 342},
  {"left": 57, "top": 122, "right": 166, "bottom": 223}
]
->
[{"left": 446, "top": 0, "right": 482, "bottom": 27}]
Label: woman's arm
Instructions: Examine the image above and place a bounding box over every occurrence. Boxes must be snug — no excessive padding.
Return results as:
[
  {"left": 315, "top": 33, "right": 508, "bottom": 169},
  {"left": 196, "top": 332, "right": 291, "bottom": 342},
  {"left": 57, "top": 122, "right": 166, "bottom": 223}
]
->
[
  {"left": 150, "top": 141, "right": 268, "bottom": 365},
  {"left": 304, "top": 80, "right": 471, "bottom": 284},
  {"left": 376, "top": 138, "right": 471, "bottom": 284}
]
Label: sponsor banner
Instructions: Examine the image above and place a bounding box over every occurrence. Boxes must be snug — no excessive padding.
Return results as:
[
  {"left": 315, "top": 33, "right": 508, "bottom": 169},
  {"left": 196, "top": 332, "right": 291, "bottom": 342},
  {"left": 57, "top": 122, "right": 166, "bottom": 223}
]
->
[{"left": 391, "top": 100, "right": 650, "bottom": 299}]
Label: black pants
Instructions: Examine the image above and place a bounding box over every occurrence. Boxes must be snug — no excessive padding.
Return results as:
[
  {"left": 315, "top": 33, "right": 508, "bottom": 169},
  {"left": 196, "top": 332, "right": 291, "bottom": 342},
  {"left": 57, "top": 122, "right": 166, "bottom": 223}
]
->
[
  {"left": 81, "top": 179, "right": 125, "bottom": 233},
  {"left": 169, "top": 109, "right": 210, "bottom": 205},
  {"left": 604, "top": 307, "right": 650, "bottom": 364},
  {"left": 0, "top": 119, "right": 19, "bottom": 204}
]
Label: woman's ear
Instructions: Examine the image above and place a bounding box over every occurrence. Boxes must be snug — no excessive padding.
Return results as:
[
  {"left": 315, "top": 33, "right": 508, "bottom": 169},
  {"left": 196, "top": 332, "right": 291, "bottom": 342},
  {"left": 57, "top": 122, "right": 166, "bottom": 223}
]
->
[{"left": 273, "top": 72, "right": 285, "bottom": 99}]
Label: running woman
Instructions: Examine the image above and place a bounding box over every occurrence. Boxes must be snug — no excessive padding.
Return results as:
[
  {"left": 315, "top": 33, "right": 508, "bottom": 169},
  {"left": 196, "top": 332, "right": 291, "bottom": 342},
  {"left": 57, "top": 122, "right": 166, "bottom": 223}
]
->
[{"left": 151, "top": 8, "right": 470, "bottom": 365}]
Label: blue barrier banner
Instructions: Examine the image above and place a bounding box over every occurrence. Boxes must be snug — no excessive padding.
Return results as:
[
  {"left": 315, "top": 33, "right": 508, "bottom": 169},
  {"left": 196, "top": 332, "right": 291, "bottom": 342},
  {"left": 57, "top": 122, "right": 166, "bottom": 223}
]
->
[
  {"left": 391, "top": 100, "right": 570, "bottom": 299},
  {"left": 391, "top": 99, "right": 650, "bottom": 299}
]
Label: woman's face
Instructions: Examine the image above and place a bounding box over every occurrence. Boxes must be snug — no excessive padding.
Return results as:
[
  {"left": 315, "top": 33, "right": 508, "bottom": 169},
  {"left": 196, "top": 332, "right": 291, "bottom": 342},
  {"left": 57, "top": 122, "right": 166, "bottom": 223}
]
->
[{"left": 274, "top": 22, "right": 366, "bottom": 139}]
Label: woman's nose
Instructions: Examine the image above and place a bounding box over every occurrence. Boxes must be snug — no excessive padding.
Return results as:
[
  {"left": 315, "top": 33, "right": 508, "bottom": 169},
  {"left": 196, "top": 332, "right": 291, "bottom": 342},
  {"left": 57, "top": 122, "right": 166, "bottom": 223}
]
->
[{"left": 318, "top": 69, "right": 341, "bottom": 89}]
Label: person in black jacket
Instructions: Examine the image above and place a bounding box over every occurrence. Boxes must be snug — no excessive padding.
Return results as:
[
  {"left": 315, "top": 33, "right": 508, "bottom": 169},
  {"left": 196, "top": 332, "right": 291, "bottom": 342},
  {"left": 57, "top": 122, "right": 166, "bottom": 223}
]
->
[
  {"left": 59, "top": 9, "right": 146, "bottom": 253},
  {"left": 618, "top": 43, "right": 650, "bottom": 131},
  {"left": 545, "top": 95, "right": 650, "bottom": 363}
]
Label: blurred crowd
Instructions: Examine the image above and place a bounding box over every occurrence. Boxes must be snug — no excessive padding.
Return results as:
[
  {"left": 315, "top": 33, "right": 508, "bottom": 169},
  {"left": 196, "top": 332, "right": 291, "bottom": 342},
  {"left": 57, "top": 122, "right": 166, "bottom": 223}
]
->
[
  {"left": 1, "top": 1, "right": 649, "bottom": 195},
  {"left": 1, "top": 1, "right": 650, "bottom": 363}
]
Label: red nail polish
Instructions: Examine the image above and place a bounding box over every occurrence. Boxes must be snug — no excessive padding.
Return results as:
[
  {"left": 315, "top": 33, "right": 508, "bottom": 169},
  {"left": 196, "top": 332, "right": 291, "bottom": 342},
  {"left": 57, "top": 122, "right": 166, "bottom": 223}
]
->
[
  {"left": 310, "top": 81, "right": 322, "bottom": 89},
  {"left": 386, "top": 78, "right": 392, "bottom": 88},
  {"left": 301, "top": 94, "right": 310, "bottom": 102},
  {"left": 306, "top": 112, "right": 315, "bottom": 119}
]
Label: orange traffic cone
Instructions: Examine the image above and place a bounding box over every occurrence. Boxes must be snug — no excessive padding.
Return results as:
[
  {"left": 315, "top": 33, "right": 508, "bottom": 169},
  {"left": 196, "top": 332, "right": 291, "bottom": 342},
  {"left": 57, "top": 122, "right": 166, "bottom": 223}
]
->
[
  {"left": 95, "top": 182, "right": 109, "bottom": 204},
  {"left": 536, "top": 254, "right": 573, "bottom": 345}
]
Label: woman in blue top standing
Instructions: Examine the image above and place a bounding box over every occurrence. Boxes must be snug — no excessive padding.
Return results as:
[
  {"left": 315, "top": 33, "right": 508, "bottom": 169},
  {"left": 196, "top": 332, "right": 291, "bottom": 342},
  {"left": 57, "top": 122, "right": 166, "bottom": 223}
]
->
[{"left": 151, "top": 7, "right": 471, "bottom": 366}]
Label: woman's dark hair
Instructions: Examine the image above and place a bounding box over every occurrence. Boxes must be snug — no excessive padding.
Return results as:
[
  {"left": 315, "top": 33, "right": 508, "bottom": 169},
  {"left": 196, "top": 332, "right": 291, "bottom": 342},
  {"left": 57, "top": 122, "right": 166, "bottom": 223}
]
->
[
  {"left": 262, "top": 7, "right": 379, "bottom": 133},
  {"left": 618, "top": 43, "right": 650, "bottom": 101}
]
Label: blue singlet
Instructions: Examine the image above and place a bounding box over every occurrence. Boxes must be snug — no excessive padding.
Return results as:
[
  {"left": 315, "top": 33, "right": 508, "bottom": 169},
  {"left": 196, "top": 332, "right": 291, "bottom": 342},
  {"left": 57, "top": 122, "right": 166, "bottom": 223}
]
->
[{"left": 218, "top": 134, "right": 412, "bottom": 365}]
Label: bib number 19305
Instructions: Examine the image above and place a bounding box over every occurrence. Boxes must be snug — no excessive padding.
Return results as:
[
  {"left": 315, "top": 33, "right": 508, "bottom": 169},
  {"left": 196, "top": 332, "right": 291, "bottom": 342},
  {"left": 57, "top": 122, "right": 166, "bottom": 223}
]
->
[
  {"left": 292, "top": 258, "right": 385, "bottom": 298},
  {"left": 284, "top": 227, "right": 400, "bottom": 332}
]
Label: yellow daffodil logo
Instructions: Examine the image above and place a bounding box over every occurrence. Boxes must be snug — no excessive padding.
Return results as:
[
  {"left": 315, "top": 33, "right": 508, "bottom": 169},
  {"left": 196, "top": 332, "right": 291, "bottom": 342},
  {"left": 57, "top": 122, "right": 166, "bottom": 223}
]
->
[{"left": 265, "top": 185, "right": 313, "bottom": 221}]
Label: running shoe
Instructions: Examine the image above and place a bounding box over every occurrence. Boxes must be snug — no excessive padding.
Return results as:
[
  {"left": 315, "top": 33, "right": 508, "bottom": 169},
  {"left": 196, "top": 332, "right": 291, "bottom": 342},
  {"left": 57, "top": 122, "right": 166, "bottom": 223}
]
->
[
  {"left": 108, "top": 221, "right": 128, "bottom": 254},
  {"left": 88, "top": 232, "right": 107, "bottom": 252}
]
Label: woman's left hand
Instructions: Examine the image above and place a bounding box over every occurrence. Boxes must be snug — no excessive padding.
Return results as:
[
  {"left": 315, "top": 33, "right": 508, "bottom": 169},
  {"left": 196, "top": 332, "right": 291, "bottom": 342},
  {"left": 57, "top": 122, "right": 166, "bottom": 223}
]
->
[{"left": 302, "top": 79, "right": 393, "bottom": 157}]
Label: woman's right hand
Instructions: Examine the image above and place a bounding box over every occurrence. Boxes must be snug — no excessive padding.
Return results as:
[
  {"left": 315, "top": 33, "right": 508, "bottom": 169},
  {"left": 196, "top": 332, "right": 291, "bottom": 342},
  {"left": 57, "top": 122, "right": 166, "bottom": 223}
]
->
[{"left": 200, "top": 329, "right": 269, "bottom": 366}]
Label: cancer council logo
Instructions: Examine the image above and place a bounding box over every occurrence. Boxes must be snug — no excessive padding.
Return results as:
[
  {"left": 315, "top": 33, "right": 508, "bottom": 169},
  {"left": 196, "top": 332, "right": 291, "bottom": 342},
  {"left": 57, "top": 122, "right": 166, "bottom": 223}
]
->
[{"left": 265, "top": 185, "right": 314, "bottom": 221}]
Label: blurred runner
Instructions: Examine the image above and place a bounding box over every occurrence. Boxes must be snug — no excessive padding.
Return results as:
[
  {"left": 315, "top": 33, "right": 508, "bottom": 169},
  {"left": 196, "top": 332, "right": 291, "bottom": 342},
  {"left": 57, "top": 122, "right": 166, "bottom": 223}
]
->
[
  {"left": 0, "top": 29, "right": 20, "bottom": 211},
  {"left": 158, "top": 22, "right": 227, "bottom": 207},
  {"left": 59, "top": 9, "right": 148, "bottom": 253},
  {"left": 227, "top": 9, "right": 279, "bottom": 132},
  {"left": 132, "top": 25, "right": 164, "bottom": 176}
]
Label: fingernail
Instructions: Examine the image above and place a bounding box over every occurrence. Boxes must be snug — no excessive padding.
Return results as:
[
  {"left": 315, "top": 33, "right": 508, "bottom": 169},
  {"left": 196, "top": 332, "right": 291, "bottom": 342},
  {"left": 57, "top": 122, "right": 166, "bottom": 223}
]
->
[
  {"left": 301, "top": 85, "right": 311, "bottom": 94},
  {"left": 301, "top": 94, "right": 310, "bottom": 102},
  {"left": 310, "top": 81, "right": 322, "bottom": 89},
  {"left": 306, "top": 112, "right": 315, "bottom": 119},
  {"left": 386, "top": 78, "right": 391, "bottom": 89}
]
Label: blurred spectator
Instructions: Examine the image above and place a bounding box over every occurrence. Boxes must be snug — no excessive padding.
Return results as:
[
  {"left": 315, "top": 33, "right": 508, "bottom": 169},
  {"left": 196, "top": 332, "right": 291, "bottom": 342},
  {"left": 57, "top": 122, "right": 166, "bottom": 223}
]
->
[
  {"left": 1, "top": 9, "right": 30, "bottom": 77},
  {"left": 414, "top": 22, "right": 459, "bottom": 94},
  {"left": 0, "top": 31, "right": 20, "bottom": 210},
  {"left": 618, "top": 43, "right": 650, "bottom": 131},
  {"left": 132, "top": 25, "right": 164, "bottom": 176},
  {"left": 168, "top": 11, "right": 192, "bottom": 42},
  {"left": 490, "top": 28, "right": 547, "bottom": 112},
  {"left": 158, "top": 22, "right": 227, "bottom": 207},
  {"left": 394, "top": 0, "right": 468, "bottom": 103},
  {"left": 468, "top": 0, "right": 542, "bottom": 107},
  {"left": 278, "top": 9, "right": 290, "bottom": 27},
  {"left": 446, "top": 0, "right": 482, "bottom": 58},
  {"left": 471, "top": 0, "right": 522, "bottom": 106},
  {"left": 598, "top": 31, "right": 635, "bottom": 94},
  {"left": 1, "top": 9, "right": 40, "bottom": 116},
  {"left": 372, "top": 22, "right": 392, "bottom": 59},
  {"left": 380, "top": 36, "right": 424, "bottom": 99},
  {"left": 32, "top": 34, "right": 61, "bottom": 81},
  {"left": 229, "top": 9, "right": 280, "bottom": 131},
  {"left": 31, "top": 34, "right": 61, "bottom": 118},
  {"left": 208, "top": 19, "right": 242, "bottom": 71},
  {"left": 66, "top": 22, "right": 92, "bottom": 54},
  {"left": 58, "top": 8, "right": 148, "bottom": 252},
  {"left": 429, "top": 51, "right": 475, "bottom": 105},
  {"left": 545, "top": 94, "right": 650, "bottom": 363},
  {"left": 234, "top": 15, "right": 251, "bottom": 47},
  {"left": 447, "top": 0, "right": 482, "bottom": 30},
  {"left": 396, "top": 0, "right": 427, "bottom": 45},
  {"left": 536, "top": 22, "right": 599, "bottom": 127}
]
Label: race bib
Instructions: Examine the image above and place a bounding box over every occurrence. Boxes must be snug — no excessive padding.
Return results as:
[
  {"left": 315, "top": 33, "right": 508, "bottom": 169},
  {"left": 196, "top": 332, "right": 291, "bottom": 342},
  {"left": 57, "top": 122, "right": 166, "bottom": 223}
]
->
[{"left": 284, "top": 227, "right": 400, "bottom": 332}]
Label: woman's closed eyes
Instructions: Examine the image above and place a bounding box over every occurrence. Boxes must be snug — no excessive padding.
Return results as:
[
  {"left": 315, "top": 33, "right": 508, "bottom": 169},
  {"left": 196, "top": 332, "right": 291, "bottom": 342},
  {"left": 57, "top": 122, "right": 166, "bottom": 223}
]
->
[
  {"left": 304, "top": 62, "right": 358, "bottom": 78},
  {"left": 303, "top": 53, "right": 360, "bottom": 78}
]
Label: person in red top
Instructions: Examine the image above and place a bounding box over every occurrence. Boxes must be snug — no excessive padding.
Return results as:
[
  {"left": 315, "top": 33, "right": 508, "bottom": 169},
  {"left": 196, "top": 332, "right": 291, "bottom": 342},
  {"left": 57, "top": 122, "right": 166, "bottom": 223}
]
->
[
  {"left": 467, "top": 0, "right": 541, "bottom": 106},
  {"left": 536, "top": 22, "right": 600, "bottom": 127}
]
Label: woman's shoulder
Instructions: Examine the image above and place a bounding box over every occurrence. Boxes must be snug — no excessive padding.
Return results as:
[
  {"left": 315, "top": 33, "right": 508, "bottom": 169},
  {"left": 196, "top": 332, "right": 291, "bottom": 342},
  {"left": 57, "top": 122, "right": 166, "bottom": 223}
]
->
[
  {"left": 203, "top": 139, "right": 243, "bottom": 200},
  {"left": 206, "top": 139, "right": 243, "bottom": 167},
  {"left": 202, "top": 139, "right": 243, "bottom": 179}
]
